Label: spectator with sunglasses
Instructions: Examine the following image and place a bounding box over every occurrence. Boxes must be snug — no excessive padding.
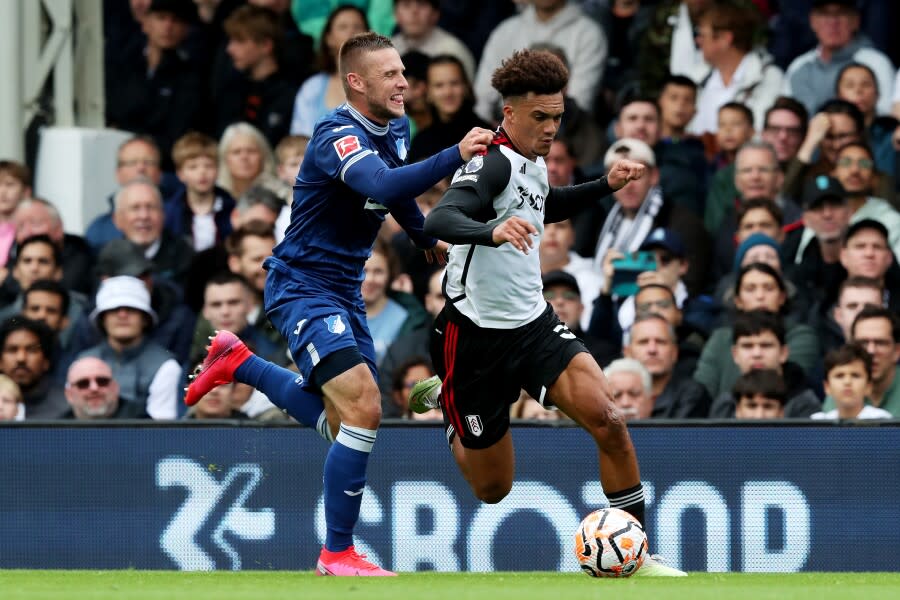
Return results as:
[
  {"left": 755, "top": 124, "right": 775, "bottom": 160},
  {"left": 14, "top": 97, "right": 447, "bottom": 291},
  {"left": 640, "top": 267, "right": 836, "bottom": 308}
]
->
[{"left": 63, "top": 357, "right": 147, "bottom": 419}]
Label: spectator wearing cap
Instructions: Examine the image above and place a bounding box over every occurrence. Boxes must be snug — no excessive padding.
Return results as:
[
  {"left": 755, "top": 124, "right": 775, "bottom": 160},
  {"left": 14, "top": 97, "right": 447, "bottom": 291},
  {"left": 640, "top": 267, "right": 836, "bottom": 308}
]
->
[
  {"left": 111, "top": 178, "right": 195, "bottom": 291},
  {"left": 542, "top": 270, "right": 618, "bottom": 369},
  {"left": 782, "top": 0, "right": 895, "bottom": 118},
  {"left": 784, "top": 175, "right": 853, "bottom": 297},
  {"left": 67, "top": 238, "right": 196, "bottom": 365},
  {"left": 391, "top": 0, "right": 475, "bottom": 83},
  {"left": 63, "top": 356, "right": 148, "bottom": 419},
  {"left": 0, "top": 316, "right": 67, "bottom": 419},
  {"left": 105, "top": 0, "right": 202, "bottom": 170},
  {"left": 830, "top": 141, "right": 900, "bottom": 254},
  {"left": 591, "top": 228, "right": 718, "bottom": 352},
  {"left": 623, "top": 313, "right": 712, "bottom": 418},
  {"left": 837, "top": 219, "right": 900, "bottom": 314},
  {"left": 77, "top": 276, "right": 182, "bottom": 420},
  {"left": 589, "top": 138, "right": 710, "bottom": 296}
]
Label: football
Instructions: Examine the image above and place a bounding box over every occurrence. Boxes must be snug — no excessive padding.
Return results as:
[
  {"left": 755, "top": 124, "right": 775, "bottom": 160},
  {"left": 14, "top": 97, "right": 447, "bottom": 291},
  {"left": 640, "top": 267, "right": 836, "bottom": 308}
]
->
[{"left": 574, "top": 507, "right": 648, "bottom": 577}]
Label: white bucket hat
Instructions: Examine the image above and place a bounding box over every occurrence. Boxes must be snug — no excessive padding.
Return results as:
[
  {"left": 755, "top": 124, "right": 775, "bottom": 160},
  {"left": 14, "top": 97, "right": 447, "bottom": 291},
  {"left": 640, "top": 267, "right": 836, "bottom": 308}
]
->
[{"left": 89, "top": 275, "right": 158, "bottom": 326}]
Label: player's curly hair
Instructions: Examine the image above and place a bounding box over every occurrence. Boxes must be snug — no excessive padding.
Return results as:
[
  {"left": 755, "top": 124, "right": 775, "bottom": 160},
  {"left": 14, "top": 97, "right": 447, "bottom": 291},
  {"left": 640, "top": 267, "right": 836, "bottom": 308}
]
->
[{"left": 491, "top": 49, "right": 569, "bottom": 99}]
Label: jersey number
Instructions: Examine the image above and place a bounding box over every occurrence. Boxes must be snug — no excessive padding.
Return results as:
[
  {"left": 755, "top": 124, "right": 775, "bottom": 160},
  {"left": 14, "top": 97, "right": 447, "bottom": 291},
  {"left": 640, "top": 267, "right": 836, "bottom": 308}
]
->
[{"left": 554, "top": 324, "right": 576, "bottom": 340}]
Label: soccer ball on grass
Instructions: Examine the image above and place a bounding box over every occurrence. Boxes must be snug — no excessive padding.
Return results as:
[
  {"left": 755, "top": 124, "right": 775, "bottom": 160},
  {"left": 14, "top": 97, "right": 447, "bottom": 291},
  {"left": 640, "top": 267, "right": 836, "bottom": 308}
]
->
[{"left": 574, "top": 507, "right": 647, "bottom": 577}]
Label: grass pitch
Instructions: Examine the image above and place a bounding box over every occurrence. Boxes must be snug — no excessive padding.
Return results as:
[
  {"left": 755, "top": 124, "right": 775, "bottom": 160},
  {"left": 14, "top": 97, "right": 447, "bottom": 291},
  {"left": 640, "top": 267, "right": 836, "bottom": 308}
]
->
[{"left": 2, "top": 571, "right": 899, "bottom": 600}]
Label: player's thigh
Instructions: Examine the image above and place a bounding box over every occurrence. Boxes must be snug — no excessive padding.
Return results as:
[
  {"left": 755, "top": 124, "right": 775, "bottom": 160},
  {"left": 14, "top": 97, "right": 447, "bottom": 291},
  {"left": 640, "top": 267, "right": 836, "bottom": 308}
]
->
[
  {"left": 432, "top": 308, "right": 521, "bottom": 450},
  {"left": 547, "top": 352, "right": 618, "bottom": 432}
]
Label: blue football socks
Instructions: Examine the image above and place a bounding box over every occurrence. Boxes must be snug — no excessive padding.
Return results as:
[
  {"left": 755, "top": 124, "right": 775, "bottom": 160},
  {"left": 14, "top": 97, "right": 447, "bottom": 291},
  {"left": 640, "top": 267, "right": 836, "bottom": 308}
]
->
[
  {"left": 234, "top": 355, "right": 331, "bottom": 441},
  {"left": 324, "top": 424, "right": 377, "bottom": 551}
]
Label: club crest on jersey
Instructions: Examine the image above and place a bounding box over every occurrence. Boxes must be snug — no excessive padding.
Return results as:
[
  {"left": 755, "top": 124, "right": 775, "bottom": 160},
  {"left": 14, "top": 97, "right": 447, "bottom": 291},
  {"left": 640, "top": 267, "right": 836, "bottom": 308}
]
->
[
  {"left": 465, "top": 414, "right": 483, "bottom": 437},
  {"left": 324, "top": 315, "right": 346, "bottom": 334},
  {"left": 333, "top": 135, "right": 361, "bottom": 160},
  {"left": 396, "top": 138, "right": 408, "bottom": 160},
  {"left": 464, "top": 155, "right": 484, "bottom": 173}
]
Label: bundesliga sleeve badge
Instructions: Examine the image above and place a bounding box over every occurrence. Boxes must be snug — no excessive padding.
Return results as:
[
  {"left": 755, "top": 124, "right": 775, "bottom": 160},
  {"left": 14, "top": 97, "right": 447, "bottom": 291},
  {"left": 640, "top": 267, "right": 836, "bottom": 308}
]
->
[{"left": 333, "top": 135, "right": 362, "bottom": 160}]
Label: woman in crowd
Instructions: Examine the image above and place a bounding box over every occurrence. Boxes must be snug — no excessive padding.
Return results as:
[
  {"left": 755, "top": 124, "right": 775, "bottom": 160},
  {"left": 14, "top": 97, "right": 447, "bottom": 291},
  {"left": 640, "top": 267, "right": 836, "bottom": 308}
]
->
[{"left": 289, "top": 5, "right": 369, "bottom": 137}]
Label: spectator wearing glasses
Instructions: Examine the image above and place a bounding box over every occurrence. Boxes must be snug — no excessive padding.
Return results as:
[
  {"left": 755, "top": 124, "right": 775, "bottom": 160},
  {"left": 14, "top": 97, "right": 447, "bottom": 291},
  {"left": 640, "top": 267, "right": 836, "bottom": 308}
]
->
[
  {"left": 760, "top": 97, "right": 808, "bottom": 169},
  {"left": 784, "top": 99, "right": 894, "bottom": 202},
  {"left": 835, "top": 62, "right": 898, "bottom": 179},
  {"left": 63, "top": 356, "right": 147, "bottom": 419},
  {"left": 830, "top": 142, "right": 900, "bottom": 252}
]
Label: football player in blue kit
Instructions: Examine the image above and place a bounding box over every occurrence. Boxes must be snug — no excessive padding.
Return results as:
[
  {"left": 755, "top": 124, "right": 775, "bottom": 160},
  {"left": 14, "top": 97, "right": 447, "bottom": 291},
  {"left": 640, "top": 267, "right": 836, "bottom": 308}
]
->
[{"left": 184, "top": 32, "right": 493, "bottom": 576}]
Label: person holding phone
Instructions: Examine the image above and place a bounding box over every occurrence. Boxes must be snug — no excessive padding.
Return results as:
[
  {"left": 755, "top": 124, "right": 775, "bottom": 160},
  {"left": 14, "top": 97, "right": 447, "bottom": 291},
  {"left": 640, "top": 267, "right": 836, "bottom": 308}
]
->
[{"left": 591, "top": 138, "right": 710, "bottom": 296}]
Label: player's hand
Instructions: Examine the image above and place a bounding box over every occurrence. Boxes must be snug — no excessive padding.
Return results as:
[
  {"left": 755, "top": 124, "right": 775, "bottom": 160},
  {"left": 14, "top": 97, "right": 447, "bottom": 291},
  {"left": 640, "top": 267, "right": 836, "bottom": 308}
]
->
[
  {"left": 424, "top": 240, "right": 450, "bottom": 264},
  {"left": 606, "top": 159, "right": 646, "bottom": 190},
  {"left": 492, "top": 216, "right": 538, "bottom": 253},
  {"left": 457, "top": 127, "right": 495, "bottom": 161}
]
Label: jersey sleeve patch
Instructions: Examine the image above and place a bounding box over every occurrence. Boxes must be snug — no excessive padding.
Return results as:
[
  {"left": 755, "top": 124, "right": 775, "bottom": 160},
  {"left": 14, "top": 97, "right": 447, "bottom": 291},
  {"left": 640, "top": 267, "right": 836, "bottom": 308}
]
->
[{"left": 333, "top": 135, "right": 362, "bottom": 160}]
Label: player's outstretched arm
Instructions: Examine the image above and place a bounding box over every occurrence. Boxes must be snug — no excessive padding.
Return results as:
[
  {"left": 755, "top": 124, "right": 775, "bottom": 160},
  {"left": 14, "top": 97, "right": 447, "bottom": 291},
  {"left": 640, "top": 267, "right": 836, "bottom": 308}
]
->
[{"left": 544, "top": 159, "right": 646, "bottom": 223}]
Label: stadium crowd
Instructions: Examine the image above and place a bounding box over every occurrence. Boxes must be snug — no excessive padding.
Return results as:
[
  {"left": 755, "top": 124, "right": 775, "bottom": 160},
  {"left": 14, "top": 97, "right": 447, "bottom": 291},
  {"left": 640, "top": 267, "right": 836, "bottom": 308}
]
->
[{"left": 1, "top": 0, "right": 899, "bottom": 423}]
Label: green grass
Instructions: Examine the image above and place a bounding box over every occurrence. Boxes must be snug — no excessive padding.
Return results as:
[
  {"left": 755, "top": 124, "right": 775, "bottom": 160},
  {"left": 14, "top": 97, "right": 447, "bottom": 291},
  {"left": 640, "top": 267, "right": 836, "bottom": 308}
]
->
[{"left": 2, "top": 571, "right": 900, "bottom": 600}]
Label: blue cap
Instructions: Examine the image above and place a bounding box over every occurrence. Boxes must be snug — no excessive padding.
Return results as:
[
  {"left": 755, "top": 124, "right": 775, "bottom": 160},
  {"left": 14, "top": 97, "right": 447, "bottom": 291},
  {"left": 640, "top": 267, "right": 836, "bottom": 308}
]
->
[{"left": 639, "top": 228, "right": 685, "bottom": 257}]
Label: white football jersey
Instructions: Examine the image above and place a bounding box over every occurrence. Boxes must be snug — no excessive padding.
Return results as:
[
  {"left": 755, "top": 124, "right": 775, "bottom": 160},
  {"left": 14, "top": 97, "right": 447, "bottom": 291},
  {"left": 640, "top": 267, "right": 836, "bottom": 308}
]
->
[{"left": 444, "top": 141, "right": 548, "bottom": 328}]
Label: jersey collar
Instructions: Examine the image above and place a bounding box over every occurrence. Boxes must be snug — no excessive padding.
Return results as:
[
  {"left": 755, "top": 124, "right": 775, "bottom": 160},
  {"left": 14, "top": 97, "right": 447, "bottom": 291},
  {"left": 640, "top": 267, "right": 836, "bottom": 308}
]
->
[{"left": 344, "top": 103, "right": 390, "bottom": 137}]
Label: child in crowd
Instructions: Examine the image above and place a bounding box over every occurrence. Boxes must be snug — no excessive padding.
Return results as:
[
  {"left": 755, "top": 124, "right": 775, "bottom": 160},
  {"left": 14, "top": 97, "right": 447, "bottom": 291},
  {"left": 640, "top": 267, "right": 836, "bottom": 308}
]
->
[
  {"left": 712, "top": 102, "right": 755, "bottom": 170},
  {"left": 812, "top": 343, "right": 892, "bottom": 420},
  {"left": 0, "top": 160, "right": 31, "bottom": 266},
  {"left": 657, "top": 75, "right": 698, "bottom": 141},
  {"left": 274, "top": 135, "right": 309, "bottom": 185},
  {"left": 732, "top": 368, "right": 787, "bottom": 419},
  {"left": 165, "top": 132, "right": 236, "bottom": 252},
  {"left": 0, "top": 373, "right": 23, "bottom": 421}
]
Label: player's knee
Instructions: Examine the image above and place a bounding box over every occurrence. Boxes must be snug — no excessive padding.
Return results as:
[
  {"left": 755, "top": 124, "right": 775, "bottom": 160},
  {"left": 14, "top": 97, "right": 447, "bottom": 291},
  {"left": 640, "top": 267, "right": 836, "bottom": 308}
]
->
[{"left": 585, "top": 401, "right": 628, "bottom": 445}]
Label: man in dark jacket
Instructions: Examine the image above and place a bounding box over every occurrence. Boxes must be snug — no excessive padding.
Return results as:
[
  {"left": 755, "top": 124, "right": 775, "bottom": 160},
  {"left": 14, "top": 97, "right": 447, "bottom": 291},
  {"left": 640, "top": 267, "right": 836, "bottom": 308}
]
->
[{"left": 624, "top": 313, "right": 711, "bottom": 418}]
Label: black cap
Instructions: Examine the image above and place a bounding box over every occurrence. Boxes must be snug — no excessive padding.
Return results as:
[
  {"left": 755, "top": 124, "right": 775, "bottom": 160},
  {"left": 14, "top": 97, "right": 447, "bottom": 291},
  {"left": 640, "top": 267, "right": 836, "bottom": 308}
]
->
[
  {"left": 542, "top": 270, "right": 580, "bottom": 296},
  {"left": 148, "top": 0, "right": 198, "bottom": 23},
  {"left": 844, "top": 218, "right": 889, "bottom": 245},
  {"left": 811, "top": 0, "right": 858, "bottom": 11},
  {"left": 802, "top": 175, "right": 846, "bottom": 209},
  {"left": 97, "top": 239, "right": 154, "bottom": 278},
  {"left": 639, "top": 228, "right": 686, "bottom": 257}
]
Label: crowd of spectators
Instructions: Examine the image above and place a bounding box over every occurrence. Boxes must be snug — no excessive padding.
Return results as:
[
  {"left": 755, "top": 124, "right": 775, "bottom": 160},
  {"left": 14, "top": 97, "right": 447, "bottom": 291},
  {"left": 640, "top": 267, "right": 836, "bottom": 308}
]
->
[{"left": 1, "top": 0, "right": 900, "bottom": 424}]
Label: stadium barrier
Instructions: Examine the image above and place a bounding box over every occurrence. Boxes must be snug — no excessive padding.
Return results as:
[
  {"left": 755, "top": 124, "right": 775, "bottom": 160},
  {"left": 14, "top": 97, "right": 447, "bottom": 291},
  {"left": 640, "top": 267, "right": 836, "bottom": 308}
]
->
[{"left": 1, "top": 421, "right": 897, "bottom": 572}]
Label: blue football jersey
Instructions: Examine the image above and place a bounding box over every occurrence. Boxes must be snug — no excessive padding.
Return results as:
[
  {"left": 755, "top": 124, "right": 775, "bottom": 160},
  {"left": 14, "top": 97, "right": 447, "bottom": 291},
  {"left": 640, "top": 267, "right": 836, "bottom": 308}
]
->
[{"left": 271, "top": 103, "right": 460, "bottom": 289}]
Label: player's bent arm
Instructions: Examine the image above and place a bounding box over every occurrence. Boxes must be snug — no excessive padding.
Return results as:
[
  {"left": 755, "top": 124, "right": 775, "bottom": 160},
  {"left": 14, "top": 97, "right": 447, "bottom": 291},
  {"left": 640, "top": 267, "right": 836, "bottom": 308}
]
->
[
  {"left": 424, "top": 187, "right": 497, "bottom": 246},
  {"left": 544, "top": 176, "right": 613, "bottom": 223},
  {"left": 342, "top": 146, "right": 462, "bottom": 207}
]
